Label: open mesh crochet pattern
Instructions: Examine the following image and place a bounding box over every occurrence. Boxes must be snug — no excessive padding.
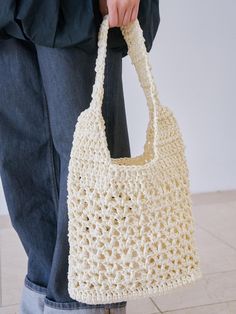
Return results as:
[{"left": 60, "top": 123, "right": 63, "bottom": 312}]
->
[{"left": 66, "top": 15, "right": 202, "bottom": 305}]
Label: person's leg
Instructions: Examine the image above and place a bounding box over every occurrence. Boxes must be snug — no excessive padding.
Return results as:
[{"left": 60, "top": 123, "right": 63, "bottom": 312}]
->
[
  {"left": 0, "top": 38, "right": 60, "bottom": 313},
  {"left": 35, "top": 44, "right": 130, "bottom": 313}
]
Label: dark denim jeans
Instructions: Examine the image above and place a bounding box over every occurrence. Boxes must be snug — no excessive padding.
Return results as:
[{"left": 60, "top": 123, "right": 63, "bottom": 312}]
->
[{"left": 0, "top": 38, "right": 130, "bottom": 312}]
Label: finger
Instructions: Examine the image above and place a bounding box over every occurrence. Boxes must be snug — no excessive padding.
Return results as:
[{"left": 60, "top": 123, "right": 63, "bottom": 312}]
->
[
  {"left": 101, "top": 5, "right": 108, "bottom": 17},
  {"left": 103, "top": 4, "right": 109, "bottom": 16},
  {"left": 131, "top": 3, "right": 139, "bottom": 22},
  {"left": 99, "top": 0, "right": 108, "bottom": 17},
  {"left": 107, "top": 2, "right": 119, "bottom": 27},
  {"left": 117, "top": 3, "right": 126, "bottom": 27},
  {"left": 122, "top": 7, "right": 133, "bottom": 26}
]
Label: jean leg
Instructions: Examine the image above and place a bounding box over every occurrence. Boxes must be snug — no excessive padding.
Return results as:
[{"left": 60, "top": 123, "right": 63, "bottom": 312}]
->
[
  {"left": 43, "top": 307, "right": 126, "bottom": 314},
  {"left": 35, "top": 45, "right": 130, "bottom": 311},
  {"left": 19, "top": 277, "right": 47, "bottom": 314},
  {"left": 0, "top": 38, "right": 59, "bottom": 304}
]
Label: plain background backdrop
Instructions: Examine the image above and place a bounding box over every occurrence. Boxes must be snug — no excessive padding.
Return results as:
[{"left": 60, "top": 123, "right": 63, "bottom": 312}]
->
[
  {"left": 123, "top": 0, "right": 236, "bottom": 193},
  {"left": 1, "top": 0, "right": 236, "bottom": 214}
]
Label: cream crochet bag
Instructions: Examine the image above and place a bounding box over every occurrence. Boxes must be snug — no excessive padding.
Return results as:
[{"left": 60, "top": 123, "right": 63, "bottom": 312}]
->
[{"left": 67, "top": 15, "right": 202, "bottom": 305}]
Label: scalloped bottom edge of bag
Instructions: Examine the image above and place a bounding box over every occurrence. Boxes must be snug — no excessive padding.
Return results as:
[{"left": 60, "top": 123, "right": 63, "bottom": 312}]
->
[{"left": 68, "top": 268, "right": 202, "bottom": 305}]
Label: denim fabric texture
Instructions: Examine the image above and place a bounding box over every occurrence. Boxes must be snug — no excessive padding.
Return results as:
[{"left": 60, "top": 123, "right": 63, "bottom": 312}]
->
[
  {"left": 20, "top": 280, "right": 126, "bottom": 313},
  {"left": 0, "top": 37, "right": 130, "bottom": 312}
]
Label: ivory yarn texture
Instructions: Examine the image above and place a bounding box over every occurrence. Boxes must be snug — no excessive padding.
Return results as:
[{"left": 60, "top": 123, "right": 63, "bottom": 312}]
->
[{"left": 67, "top": 15, "right": 202, "bottom": 305}]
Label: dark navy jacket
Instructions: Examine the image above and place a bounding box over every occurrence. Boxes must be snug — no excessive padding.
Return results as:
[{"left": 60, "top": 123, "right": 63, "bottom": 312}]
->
[{"left": 0, "top": 0, "right": 160, "bottom": 57}]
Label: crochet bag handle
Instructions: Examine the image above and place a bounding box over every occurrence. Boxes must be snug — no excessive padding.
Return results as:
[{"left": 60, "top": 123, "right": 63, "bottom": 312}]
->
[{"left": 90, "top": 15, "right": 161, "bottom": 154}]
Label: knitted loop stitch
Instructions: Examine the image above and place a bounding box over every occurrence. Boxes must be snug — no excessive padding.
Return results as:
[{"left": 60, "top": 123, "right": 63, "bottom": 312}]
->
[{"left": 67, "top": 15, "right": 202, "bottom": 305}]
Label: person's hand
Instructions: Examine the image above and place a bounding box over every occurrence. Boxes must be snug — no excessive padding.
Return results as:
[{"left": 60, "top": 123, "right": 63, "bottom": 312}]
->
[
  {"left": 99, "top": 0, "right": 140, "bottom": 27},
  {"left": 99, "top": 0, "right": 109, "bottom": 18}
]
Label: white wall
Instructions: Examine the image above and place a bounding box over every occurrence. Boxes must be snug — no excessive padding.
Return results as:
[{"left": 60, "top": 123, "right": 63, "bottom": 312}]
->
[
  {"left": 1, "top": 0, "right": 236, "bottom": 215},
  {"left": 0, "top": 181, "right": 8, "bottom": 215},
  {"left": 123, "top": 0, "right": 236, "bottom": 194}
]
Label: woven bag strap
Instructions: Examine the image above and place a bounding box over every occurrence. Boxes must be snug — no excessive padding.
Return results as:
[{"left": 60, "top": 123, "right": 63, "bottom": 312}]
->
[{"left": 90, "top": 15, "right": 160, "bottom": 155}]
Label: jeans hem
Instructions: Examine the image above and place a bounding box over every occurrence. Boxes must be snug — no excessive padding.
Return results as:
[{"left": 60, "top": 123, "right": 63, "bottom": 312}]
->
[
  {"left": 24, "top": 275, "right": 47, "bottom": 295},
  {"left": 24, "top": 275, "right": 127, "bottom": 310},
  {"left": 44, "top": 297, "right": 127, "bottom": 310}
]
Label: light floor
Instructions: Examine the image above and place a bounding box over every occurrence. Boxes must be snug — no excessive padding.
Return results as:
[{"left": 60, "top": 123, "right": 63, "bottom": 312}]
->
[{"left": 0, "top": 190, "right": 236, "bottom": 314}]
